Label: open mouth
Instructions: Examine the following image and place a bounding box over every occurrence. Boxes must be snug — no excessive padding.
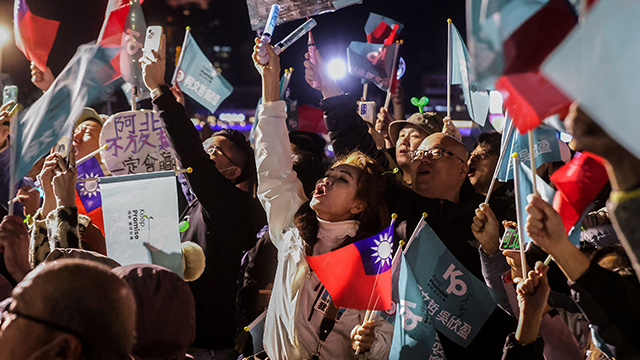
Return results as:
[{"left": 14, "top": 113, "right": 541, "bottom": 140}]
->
[
  {"left": 417, "top": 167, "right": 431, "bottom": 176},
  {"left": 468, "top": 166, "right": 476, "bottom": 177},
  {"left": 314, "top": 183, "right": 326, "bottom": 197}
]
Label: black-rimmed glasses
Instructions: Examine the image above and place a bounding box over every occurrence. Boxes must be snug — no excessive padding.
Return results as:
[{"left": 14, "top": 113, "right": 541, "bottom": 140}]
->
[
  {"left": 1, "top": 305, "right": 85, "bottom": 347},
  {"left": 206, "top": 145, "right": 237, "bottom": 167},
  {"left": 410, "top": 148, "right": 466, "bottom": 163}
]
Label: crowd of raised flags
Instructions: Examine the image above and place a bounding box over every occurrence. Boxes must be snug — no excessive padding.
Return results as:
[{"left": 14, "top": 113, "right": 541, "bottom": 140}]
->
[{"left": 2, "top": 0, "right": 640, "bottom": 359}]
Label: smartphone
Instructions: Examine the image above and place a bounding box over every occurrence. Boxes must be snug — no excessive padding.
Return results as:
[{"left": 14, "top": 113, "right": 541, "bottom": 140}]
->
[
  {"left": 55, "top": 136, "right": 71, "bottom": 167},
  {"left": 2, "top": 85, "right": 18, "bottom": 113},
  {"left": 144, "top": 26, "right": 163, "bottom": 60},
  {"left": 499, "top": 226, "right": 521, "bottom": 252}
]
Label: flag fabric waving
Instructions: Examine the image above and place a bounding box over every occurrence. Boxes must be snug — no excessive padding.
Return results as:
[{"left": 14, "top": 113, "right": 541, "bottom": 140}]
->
[
  {"left": 466, "top": 0, "right": 577, "bottom": 133},
  {"left": 173, "top": 31, "right": 234, "bottom": 114},
  {"left": 541, "top": 0, "right": 640, "bottom": 159},
  {"left": 97, "top": 0, "right": 146, "bottom": 80},
  {"left": 118, "top": 0, "right": 146, "bottom": 87},
  {"left": 514, "top": 159, "right": 558, "bottom": 248},
  {"left": 13, "top": 0, "right": 61, "bottom": 72},
  {"left": 347, "top": 42, "right": 400, "bottom": 92},
  {"left": 550, "top": 152, "right": 608, "bottom": 234},
  {"left": 450, "top": 22, "right": 490, "bottom": 126},
  {"left": 497, "top": 116, "right": 562, "bottom": 181},
  {"left": 383, "top": 252, "right": 447, "bottom": 360},
  {"left": 365, "top": 13, "right": 404, "bottom": 45},
  {"left": 11, "top": 44, "right": 116, "bottom": 185},
  {"left": 305, "top": 222, "right": 395, "bottom": 310},
  {"left": 75, "top": 156, "right": 106, "bottom": 234},
  {"left": 403, "top": 219, "right": 496, "bottom": 347}
]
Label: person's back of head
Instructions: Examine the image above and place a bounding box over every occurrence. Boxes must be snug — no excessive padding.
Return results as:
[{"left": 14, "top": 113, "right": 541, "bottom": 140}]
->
[
  {"left": 112, "top": 264, "right": 195, "bottom": 360},
  {"left": 4, "top": 259, "right": 136, "bottom": 360}
]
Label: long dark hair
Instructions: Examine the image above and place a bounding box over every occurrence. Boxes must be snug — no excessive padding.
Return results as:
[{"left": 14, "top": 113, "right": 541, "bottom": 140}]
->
[{"left": 294, "top": 150, "right": 389, "bottom": 254}]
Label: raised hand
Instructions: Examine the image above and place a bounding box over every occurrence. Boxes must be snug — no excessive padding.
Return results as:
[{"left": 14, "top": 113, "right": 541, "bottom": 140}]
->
[
  {"left": 471, "top": 203, "right": 500, "bottom": 255},
  {"left": 252, "top": 38, "right": 281, "bottom": 103},
  {"left": 0, "top": 215, "right": 31, "bottom": 282},
  {"left": 52, "top": 146, "right": 77, "bottom": 208},
  {"left": 442, "top": 116, "right": 462, "bottom": 142},
  {"left": 303, "top": 49, "right": 342, "bottom": 99},
  {"left": 30, "top": 62, "right": 55, "bottom": 92},
  {"left": 140, "top": 34, "right": 167, "bottom": 92}
]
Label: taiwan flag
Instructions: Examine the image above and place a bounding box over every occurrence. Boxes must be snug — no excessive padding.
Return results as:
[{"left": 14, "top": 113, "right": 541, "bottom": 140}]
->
[
  {"left": 306, "top": 221, "right": 394, "bottom": 311},
  {"left": 75, "top": 156, "right": 105, "bottom": 235},
  {"left": 13, "top": 0, "right": 61, "bottom": 72}
]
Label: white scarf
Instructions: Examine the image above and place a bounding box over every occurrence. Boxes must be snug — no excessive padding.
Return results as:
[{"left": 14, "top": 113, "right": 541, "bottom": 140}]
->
[{"left": 313, "top": 217, "right": 359, "bottom": 256}]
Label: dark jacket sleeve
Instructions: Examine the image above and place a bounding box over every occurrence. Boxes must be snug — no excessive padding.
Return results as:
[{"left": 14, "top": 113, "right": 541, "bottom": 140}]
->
[
  {"left": 320, "top": 94, "right": 391, "bottom": 169},
  {"left": 152, "top": 86, "right": 258, "bottom": 221},
  {"left": 501, "top": 333, "right": 545, "bottom": 360},
  {"left": 570, "top": 262, "right": 640, "bottom": 358}
]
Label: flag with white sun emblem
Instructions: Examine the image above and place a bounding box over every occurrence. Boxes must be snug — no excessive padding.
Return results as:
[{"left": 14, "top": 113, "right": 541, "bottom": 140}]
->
[
  {"left": 75, "top": 156, "right": 106, "bottom": 234},
  {"left": 305, "top": 219, "right": 395, "bottom": 310}
]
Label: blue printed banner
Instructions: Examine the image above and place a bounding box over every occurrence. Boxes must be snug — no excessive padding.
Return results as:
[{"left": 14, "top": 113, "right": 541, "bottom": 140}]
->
[
  {"left": 101, "top": 171, "right": 182, "bottom": 276},
  {"left": 403, "top": 220, "right": 497, "bottom": 347},
  {"left": 497, "top": 116, "right": 562, "bottom": 181},
  {"left": 382, "top": 252, "right": 446, "bottom": 359},
  {"left": 347, "top": 41, "right": 399, "bottom": 92},
  {"left": 173, "top": 31, "right": 233, "bottom": 114}
]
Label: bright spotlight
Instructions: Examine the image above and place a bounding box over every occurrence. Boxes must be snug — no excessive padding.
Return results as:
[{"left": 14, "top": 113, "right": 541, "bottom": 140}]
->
[
  {"left": 0, "top": 25, "right": 10, "bottom": 47},
  {"left": 326, "top": 58, "right": 346, "bottom": 80}
]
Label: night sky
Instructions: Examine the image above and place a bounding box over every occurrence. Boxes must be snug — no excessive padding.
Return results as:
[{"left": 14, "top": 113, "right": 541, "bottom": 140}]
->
[{"left": 0, "top": 0, "right": 465, "bottom": 116}]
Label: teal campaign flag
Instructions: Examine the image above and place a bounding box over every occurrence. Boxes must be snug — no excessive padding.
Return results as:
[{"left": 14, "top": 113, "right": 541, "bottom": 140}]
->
[
  {"left": 11, "top": 43, "right": 115, "bottom": 184},
  {"left": 382, "top": 252, "right": 446, "bottom": 360},
  {"left": 403, "top": 220, "right": 496, "bottom": 347},
  {"left": 451, "top": 22, "right": 489, "bottom": 126},
  {"left": 347, "top": 41, "right": 400, "bottom": 92},
  {"left": 513, "top": 160, "right": 557, "bottom": 249},
  {"left": 497, "top": 116, "right": 562, "bottom": 181},
  {"left": 513, "top": 161, "right": 581, "bottom": 248},
  {"left": 247, "top": 310, "right": 266, "bottom": 354},
  {"left": 173, "top": 30, "right": 233, "bottom": 114},
  {"left": 541, "top": 0, "right": 640, "bottom": 160}
]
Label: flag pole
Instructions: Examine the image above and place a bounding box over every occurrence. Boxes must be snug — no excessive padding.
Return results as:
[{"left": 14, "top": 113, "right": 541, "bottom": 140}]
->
[
  {"left": 171, "top": 27, "right": 191, "bottom": 85},
  {"left": 362, "top": 82, "right": 368, "bottom": 101},
  {"left": 131, "top": 86, "right": 138, "bottom": 111},
  {"left": 528, "top": 131, "right": 539, "bottom": 196},
  {"left": 446, "top": 18, "right": 452, "bottom": 119},
  {"left": 7, "top": 108, "right": 18, "bottom": 216},
  {"left": 485, "top": 119, "right": 515, "bottom": 204},
  {"left": 383, "top": 40, "right": 402, "bottom": 109},
  {"left": 511, "top": 153, "right": 528, "bottom": 280}
]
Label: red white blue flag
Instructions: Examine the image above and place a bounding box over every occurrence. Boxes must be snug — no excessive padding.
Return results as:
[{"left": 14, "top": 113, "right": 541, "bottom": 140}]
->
[
  {"left": 13, "top": 0, "right": 60, "bottom": 72},
  {"left": 306, "top": 221, "right": 395, "bottom": 310}
]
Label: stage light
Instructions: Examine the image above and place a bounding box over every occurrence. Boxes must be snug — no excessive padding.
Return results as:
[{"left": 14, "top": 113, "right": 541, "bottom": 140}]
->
[
  {"left": 326, "top": 58, "right": 346, "bottom": 80},
  {"left": 0, "top": 25, "right": 10, "bottom": 47}
]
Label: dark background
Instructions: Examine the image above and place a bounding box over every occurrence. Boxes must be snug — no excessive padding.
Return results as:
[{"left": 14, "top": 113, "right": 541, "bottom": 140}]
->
[{"left": 0, "top": 0, "right": 467, "bottom": 117}]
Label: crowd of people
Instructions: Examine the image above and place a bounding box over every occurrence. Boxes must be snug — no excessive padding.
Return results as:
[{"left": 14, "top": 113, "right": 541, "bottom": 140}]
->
[{"left": 0, "top": 29, "right": 638, "bottom": 360}]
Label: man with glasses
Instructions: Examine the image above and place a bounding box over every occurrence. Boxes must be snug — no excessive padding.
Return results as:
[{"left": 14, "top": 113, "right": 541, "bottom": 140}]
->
[
  {"left": 0, "top": 259, "right": 136, "bottom": 360},
  {"left": 387, "top": 132, "right": 516, "bottom": 358},
  {"left": 141, "top": 41, "right": 267, "bottom": 360}
]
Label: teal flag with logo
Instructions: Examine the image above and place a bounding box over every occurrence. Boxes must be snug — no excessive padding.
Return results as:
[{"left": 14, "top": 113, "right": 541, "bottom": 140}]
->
[
  {"left": 403, "top": 220, "right": 497, "bottom": 347},
  {"left": 173, "top": 31, "right": 233, "bottom": 114},
  {"left": 497, "top": 116, "right": 562, "bottom": 181},
  {"left": 382, "top": 252, "right": 447, "bottom": 359}
]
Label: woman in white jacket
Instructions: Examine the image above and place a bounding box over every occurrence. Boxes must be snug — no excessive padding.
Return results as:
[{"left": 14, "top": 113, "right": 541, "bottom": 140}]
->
[{"left": 252, "top": 41, "right": 393, "bottom": 360}]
